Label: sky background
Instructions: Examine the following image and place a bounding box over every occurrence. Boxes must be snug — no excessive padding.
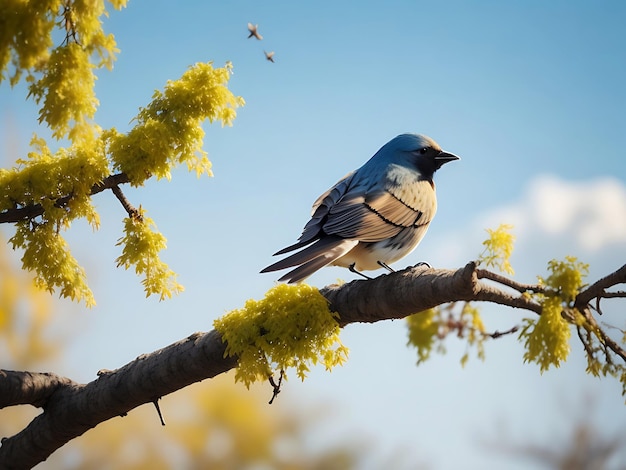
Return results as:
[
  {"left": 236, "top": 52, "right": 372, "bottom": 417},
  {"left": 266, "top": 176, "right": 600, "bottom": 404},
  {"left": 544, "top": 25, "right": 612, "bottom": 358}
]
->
[{"left": 2, "top": 1, "right": 626, "bottom": 468}]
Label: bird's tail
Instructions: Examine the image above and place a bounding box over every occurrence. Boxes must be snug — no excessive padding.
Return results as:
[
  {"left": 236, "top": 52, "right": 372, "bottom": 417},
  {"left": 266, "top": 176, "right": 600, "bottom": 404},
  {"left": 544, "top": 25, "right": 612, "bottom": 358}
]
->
[{"left": 261, "top": 236, "right": 357, "bottom": 283}]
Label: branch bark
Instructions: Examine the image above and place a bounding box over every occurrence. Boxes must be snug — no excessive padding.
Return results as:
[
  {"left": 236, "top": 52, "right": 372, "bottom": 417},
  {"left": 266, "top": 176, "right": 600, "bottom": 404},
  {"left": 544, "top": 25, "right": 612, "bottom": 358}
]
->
[
  {"left": 1, "top": 330, "right": 236, "bottom": 469},
  {"left": 1, "top": 262, "right": 624, "bottom": 469},
  {"left": 575, "top": 263, "right": 626, "bottom": 309},
  {"left": 0, "top": 173, "right": 131, "bottom": 224}
]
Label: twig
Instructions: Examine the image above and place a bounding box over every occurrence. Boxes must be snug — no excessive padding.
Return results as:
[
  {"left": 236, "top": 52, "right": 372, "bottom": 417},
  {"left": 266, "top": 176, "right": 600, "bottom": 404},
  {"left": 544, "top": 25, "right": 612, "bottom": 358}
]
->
[
  {"left": 484, "top": 325, "right": 520, "bottom": 339},
  {"left": 476, "top": 269, "right": 545, "bottom": 294},
  {"left": 268, "top": 370, "right": 284, "bottom": 405},
  {"left": 61, "top": 0, "right": 80, "bottom": 45},
  {"left": 111, "top": 185, "right": 141, "bottom": 220},
  {"left": 571, "top": 264, "right": 626, "bottom": 363},
  {"left": 579, "top": 307, "right": 626, "bottom": 363},
  {"left": 576, "top": 324, "right": 596, "bottom": 360},
  {"left": 601, "top": 321, "right": 625, "bottom": 335},
  {"left": 592, "top": 291, "right": 626, "bottom": 315},
  {"left": 602, "top": 291, "right": 626, "bottom": 299},
  {"left": 152, "top": 398, "right": 166, "bottom": 426},
  {"left": 575, "top": 264, "right": 626, "bottom": 308},
  {"left": 473, "top": 282, "right": 543, "bottom": 314}
]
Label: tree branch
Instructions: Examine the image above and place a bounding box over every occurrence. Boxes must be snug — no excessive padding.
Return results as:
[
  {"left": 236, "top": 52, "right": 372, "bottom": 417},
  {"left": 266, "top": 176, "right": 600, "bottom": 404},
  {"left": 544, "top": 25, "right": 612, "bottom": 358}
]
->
[
  {"left": 476, "top": 268, "right": 546, "bottom": 294},
  {"left": 0, "top": 173, "right": 131, "bottom": 224},
  {"left": 0, "top": 262, "right": 623, "bottom": 468},
  {"left": 573, "top": 264, "right": 626, "bottom": 362},
  {"left": 0, "top": 330, "right": 236, "bottom": 469},
  {"left": 0, "top": 371, "right": 76, "bottom": 408},
  {"left": 321, "top": 262, "right": 480, "bottom": 326},
  {"left": 575, "top": 263, "right": 626, "bottom": 308},
  {"left": 320, "top": 262, "right": 542, "bottom": 327},
  {"left": 110, "top": 184, "right": 141, "bottom": 219}
]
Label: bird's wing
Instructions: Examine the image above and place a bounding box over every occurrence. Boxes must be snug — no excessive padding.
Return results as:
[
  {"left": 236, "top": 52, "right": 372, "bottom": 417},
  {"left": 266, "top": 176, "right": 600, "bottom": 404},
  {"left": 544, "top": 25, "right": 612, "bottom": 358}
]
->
[
  {"left": 310, "top": 171, "right": 355, "bottom": 215},
  {"left": 269, "top": 172, "right": 355, "bottom": 256},
  {"left": 288, "top": 171, "right": 356, "bottom": 245},
  {"left": 323, "top": 179, "right": 437, "bottom": 242},
  {"left": 261, "top": 236, "right": 358, "bottom": 275}
]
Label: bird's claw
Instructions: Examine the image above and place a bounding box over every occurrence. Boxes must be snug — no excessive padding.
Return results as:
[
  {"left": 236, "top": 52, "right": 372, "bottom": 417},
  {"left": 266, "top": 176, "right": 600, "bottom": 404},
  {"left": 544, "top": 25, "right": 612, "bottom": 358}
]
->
[
  {"left": 377, "top": 261, "right": 395, "bottom": 272},
  {"left": 349, "top": 263, "right": 372, "bottom": 280}
]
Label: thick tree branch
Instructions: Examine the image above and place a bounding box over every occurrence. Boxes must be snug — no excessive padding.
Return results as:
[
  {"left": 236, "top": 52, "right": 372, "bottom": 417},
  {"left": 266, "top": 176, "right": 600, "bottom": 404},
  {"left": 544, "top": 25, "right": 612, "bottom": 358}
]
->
[
  {"left": 322, "top": 262, "right": 542, "bottom": 327},
  {"left": 0, "top": 173, "right": 131, "bottom": 224},
  {"left": 321, "top": 262, "right": 479, "bottom": 326},
  {"left": 1, "top": 262, "right": 624, "bottom": 469},
  {"left": 0, "top": 330, "right": 236, "bottom": 469},
  {"left": 0, "top": 371, "right": 76, "bottom": 408}
]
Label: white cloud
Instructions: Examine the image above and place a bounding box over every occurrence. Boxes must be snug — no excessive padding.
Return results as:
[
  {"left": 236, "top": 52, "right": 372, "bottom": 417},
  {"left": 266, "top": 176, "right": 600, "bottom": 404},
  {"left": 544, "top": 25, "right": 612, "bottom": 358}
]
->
[
  {"left": 429, "top": 175, "right": 626, "bottom": 270},
  {"left": 480, "top": 175, "right": 626, "bottom": 251}
]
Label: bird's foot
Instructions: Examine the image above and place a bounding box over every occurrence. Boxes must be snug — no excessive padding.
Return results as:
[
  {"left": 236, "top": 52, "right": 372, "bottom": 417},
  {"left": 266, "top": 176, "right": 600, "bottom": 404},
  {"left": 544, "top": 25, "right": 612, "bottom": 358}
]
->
[
  {"left": 377, "top": 261, "right": 395, "bottom": 272},
  {"left": 413, "top": 261, "right": 431, "bottom": 269},
  {"left": 349, "top": 263, "right": 372, "bottom": 280}
]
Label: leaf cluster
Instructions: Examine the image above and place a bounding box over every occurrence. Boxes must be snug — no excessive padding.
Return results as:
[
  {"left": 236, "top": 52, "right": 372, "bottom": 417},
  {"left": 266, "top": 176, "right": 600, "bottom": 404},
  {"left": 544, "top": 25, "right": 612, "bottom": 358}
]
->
[
  {"left": 406, "top": 303, "right": 487, "bottom": 367},
  {"left": 0, "top": 3, "right": 243, "bottom": 304},
  {"left": 115, "top": 209, "right": 183, "bottom": 300},
  {"left": 480, "top": 223, "right": 515, "bottom": 275},
  {"left": 214, "top": 284, "right": 349, "bottom": 387},
  {"left": 1, "top": 0, "right": 125, "bottom": 142},
  {"left": 519, "top": 256, "right": 589, "bottom": 372},
  {"left": 104, "top": 62, "right": 244, "bottom": 185},
  {"left": 407, "top": 226, "right": 625, "bottom": 397}
]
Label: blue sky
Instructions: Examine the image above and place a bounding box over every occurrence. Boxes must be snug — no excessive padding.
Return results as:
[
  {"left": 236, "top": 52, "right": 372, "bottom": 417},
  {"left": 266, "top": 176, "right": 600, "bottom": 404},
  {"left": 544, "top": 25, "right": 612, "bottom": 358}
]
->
[{"left": 2, "top": 1, "right": 626, "bottom": 468}]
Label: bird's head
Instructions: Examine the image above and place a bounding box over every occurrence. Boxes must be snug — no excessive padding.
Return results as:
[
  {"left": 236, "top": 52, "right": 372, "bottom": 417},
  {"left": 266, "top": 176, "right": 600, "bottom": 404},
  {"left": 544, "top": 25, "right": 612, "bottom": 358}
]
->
[{"left": 389, "top": 133, "right": 459, "bottom": 177}]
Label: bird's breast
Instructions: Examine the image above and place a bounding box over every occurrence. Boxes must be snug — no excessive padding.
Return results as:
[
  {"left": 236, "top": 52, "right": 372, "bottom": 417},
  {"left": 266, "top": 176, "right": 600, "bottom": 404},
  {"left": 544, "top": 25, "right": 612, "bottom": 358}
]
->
[{"left": 385, "top": 175, "right": 437, "bottom": 217}]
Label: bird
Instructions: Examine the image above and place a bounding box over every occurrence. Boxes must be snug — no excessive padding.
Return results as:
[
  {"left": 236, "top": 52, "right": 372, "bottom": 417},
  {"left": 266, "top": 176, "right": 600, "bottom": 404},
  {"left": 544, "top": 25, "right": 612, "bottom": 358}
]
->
[
  {"left": 247, "top": 23, "right": 263, "bottom": 40},
  {"left": 261, "top": 133, "right": 460, "bottom": 283},
  {"left": 264, "top": 50, "right": 275, "bottom": 63}
]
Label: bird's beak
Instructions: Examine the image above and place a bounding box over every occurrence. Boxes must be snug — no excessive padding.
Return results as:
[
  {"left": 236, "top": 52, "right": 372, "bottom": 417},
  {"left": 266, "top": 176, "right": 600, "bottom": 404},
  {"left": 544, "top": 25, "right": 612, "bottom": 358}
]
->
[{"left": 435, "top": 150, "right": 460, "bottom": 165}]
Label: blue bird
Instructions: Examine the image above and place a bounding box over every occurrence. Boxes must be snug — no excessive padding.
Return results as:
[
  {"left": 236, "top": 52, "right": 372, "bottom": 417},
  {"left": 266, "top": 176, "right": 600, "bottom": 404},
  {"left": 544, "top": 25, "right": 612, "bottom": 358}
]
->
[{"left": 261, "top": 133, "right": 459, "bottom": 283}]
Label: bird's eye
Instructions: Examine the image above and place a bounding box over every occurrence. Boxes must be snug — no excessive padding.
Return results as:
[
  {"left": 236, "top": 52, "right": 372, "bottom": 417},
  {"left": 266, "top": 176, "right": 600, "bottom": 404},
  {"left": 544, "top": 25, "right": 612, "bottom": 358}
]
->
[{"left": 419, "top": 147, "right": 428, "bottom": 155}]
